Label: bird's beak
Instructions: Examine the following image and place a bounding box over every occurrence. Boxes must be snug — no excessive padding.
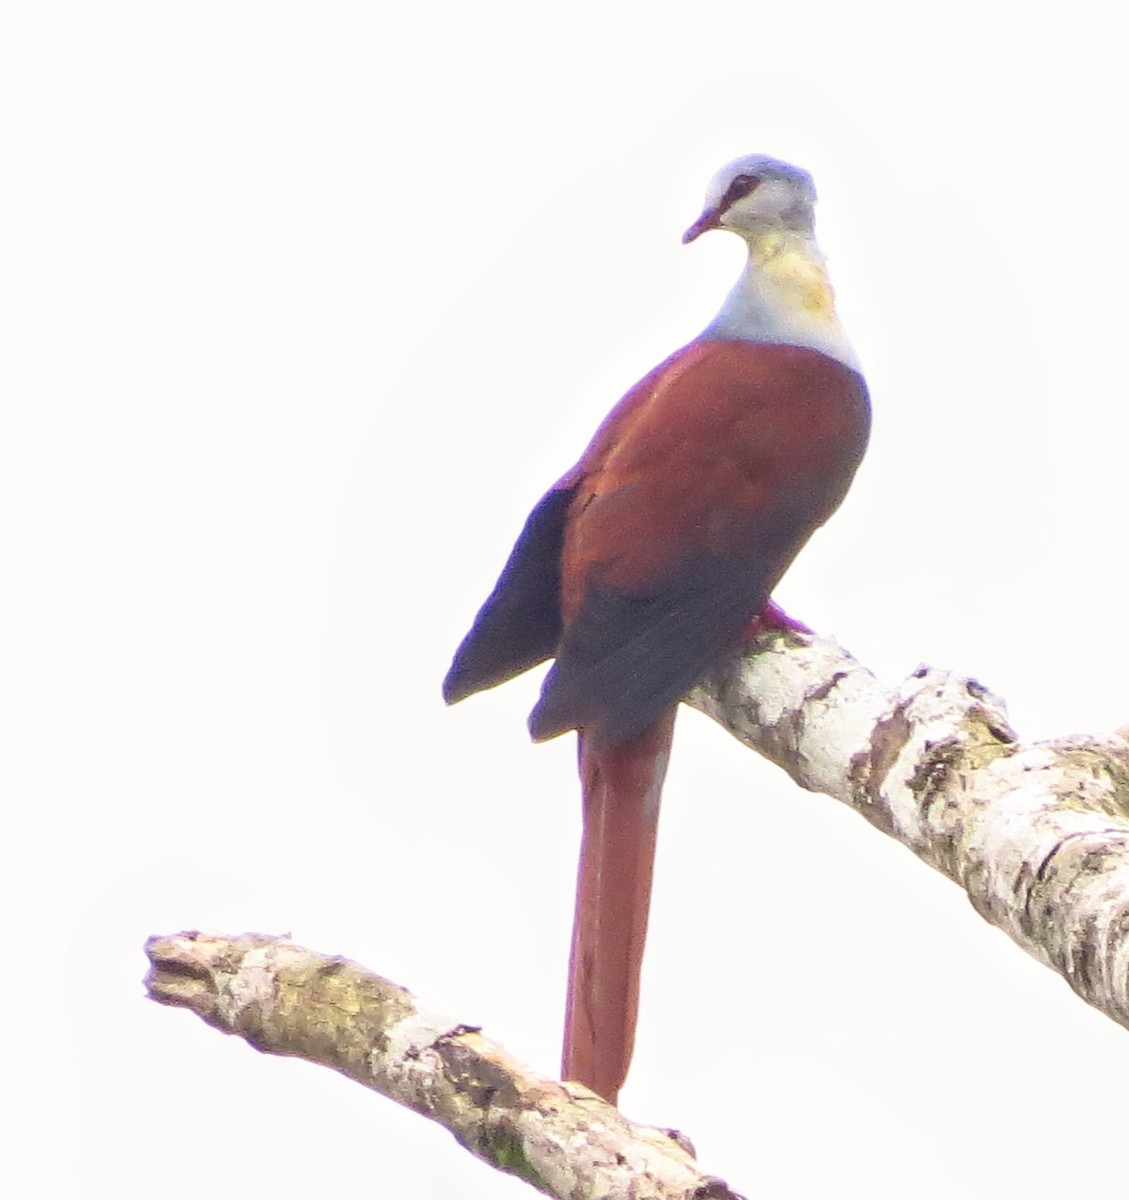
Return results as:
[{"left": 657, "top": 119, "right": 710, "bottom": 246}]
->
[{"left": 682, "top": 206, "right": 722, "bottom": 244}]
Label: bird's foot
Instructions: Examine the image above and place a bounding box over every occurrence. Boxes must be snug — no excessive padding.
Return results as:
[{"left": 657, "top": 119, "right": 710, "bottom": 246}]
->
[{"left": 744, "top": 599, "right": 812, "bottom": 644}]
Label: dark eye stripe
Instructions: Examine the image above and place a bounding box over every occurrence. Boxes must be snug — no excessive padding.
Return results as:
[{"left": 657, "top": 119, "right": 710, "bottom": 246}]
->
[{"left": 722, "top": 173, "right": 760, "bottom": 209}]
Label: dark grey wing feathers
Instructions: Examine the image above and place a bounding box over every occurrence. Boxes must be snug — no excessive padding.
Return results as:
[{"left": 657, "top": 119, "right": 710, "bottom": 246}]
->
[{"left": 443, "top": 484, "right": 574, "bottom": 704}]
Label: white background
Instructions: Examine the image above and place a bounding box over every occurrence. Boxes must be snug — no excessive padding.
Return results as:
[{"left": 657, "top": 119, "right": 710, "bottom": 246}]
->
[{"left": 6, "top": 3, "right": 1129, "bottom": 1197}]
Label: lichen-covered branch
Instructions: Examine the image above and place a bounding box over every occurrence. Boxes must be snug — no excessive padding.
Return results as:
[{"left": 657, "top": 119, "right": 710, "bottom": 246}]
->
[
  {"left": 147, "top": 630, "right": 1129, "bottom": 1195},
  {"left": 690, "top": 626, "right": 1129, "bottom": 1033},
  {"left": 144, "top": 932, "right": 740, "bottom": 1200}
]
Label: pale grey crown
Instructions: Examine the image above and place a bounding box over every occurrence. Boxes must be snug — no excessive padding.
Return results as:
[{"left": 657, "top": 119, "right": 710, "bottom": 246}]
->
[{"left": 702, "top": 154, "right": 818, "bottom": 235}]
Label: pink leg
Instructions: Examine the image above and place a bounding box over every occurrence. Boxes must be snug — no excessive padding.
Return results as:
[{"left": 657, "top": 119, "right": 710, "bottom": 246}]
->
[{"left": 743, "top": 597, "right": 812, "bottom": 643}]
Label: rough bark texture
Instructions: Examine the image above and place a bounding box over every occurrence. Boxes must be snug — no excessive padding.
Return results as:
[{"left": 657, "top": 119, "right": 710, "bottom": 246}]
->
[
  {"left": 147, "top": 627, "right": 1129, "bottom": 1197},
  {"left": 690, "top": 626, "right": 1129, "bottom": 1030},
  {"left": 144, "top": 932, "right": 741, "bottom": 1200}
]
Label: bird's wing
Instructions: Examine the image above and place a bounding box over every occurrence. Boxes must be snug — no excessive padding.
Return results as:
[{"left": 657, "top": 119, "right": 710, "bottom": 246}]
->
[
  {"left": 530, "top": 340, "right": 869, "bottom": 745},
  {"left": 443, "top": 482, "right": 575, "bottom": 704}
]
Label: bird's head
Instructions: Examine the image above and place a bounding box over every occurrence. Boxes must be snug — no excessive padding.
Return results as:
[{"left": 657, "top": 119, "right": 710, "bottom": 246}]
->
[{"left": 683, "top": 155, "right": 817, "bottom": 245}]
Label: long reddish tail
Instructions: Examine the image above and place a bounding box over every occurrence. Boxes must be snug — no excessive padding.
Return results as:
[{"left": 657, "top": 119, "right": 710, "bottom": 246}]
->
[{"left": 562, "top": 710, "right": 676, "bottom": 1104}]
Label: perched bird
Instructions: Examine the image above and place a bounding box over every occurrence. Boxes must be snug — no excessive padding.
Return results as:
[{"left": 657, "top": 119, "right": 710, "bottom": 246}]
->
[{"left": 444, "top": 155, "right": 869, "bottom": 1105}]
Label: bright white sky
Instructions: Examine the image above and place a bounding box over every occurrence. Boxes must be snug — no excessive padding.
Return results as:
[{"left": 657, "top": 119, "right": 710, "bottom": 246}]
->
[{"left": 7, "top": 3, "right": 1129, "bottom": 1197}]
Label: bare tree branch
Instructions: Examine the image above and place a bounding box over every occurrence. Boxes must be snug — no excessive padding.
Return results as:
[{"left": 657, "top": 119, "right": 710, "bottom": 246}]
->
[
  {"left": 144, "top": 931, "right": 741, "bottom": 1200},
  {"left": 146, "top": 628, "right": 1129, "bottom": 1196},
  {"left": 691, "top": 626, "right": 1129, "bottom": 1033}
]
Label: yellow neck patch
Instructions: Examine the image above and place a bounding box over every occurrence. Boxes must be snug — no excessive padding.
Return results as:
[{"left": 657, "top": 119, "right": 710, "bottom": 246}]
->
[{"left": 751, "top": 232, "right": 836, "bottom": 317}]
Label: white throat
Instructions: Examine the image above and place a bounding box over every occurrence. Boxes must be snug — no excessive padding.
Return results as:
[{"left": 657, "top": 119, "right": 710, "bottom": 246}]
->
[{"left": 702, "top": 229, "right": 860, "bottom": 372}]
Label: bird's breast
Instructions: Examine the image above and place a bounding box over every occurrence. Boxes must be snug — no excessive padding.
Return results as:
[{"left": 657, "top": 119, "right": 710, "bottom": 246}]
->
[{"left": 559, "top": 338, "right": 868, "bottom": 618}]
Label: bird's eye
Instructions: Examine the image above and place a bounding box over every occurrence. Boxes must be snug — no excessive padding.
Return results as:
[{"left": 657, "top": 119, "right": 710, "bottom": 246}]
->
[{"left": 723, "top": 173, "right": 760, "bottom": 207}]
